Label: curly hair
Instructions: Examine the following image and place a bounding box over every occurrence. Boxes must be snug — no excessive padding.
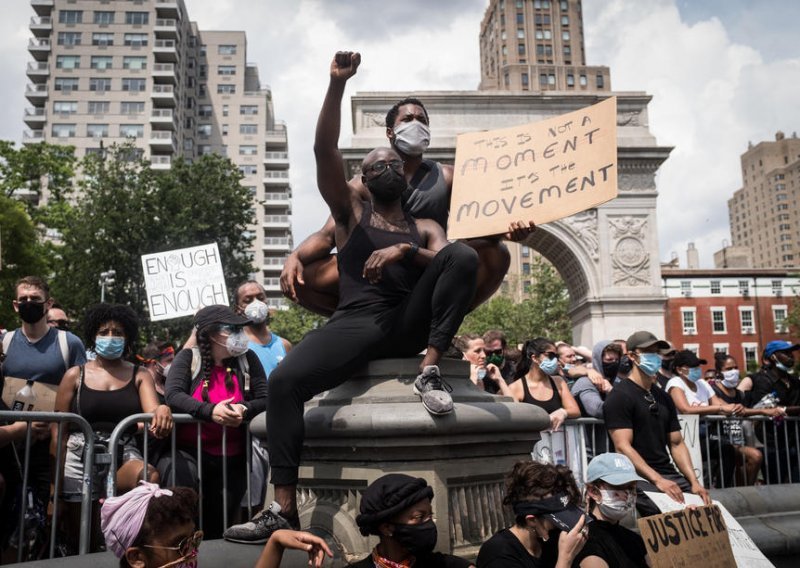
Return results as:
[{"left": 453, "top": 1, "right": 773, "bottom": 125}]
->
[
  {"left": 121, "top": 487, "right": 198, "bottom": 567},
  {"left": 385, "top": 97, "right": 429, "bottom": 129},
  {"left": 513, "top": 337, "right": 555, "bottom": 380},
  {"left": 503, "top": 461, "right": 581, "bottom": 526},
  {"left": 83, "top": 303, "right": 139, "bottom": 356}
]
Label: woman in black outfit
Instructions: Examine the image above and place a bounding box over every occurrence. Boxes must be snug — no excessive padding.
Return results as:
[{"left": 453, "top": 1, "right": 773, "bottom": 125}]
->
[{"left": 163, "top": 305, "right": 268, "bottom": 539}]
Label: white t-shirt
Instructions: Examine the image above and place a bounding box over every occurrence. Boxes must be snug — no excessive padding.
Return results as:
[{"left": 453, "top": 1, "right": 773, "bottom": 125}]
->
[{"left": 666, "top": 377, "right": 714, "bottom": 406}]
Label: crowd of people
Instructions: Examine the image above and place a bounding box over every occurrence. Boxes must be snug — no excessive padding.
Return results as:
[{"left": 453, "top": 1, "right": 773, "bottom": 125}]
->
[{"left": 1, "top": 50, "right": 799, "bottom": 566}]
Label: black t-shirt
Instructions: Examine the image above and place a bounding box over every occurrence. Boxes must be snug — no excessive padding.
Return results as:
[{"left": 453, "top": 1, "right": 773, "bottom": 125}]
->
[
  {"left": 477, "top": 529, "right": 550, "bottom": 568},
  {"left": 603, "top": 378, "right": 681, "bottom": 477},
  {"left": 572, "top": 517, "right": 648, "bottom": 568},
  {"left": 349, "top": 551, "right": 472, "bottom": 568}
]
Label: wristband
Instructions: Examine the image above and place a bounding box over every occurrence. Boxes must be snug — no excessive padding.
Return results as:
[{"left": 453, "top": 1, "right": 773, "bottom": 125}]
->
[{"left": 404, "top": 242, "right": 419, "bottom": 260}]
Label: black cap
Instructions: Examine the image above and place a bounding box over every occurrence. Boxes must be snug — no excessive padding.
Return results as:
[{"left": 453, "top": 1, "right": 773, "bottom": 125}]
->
[
  {"left": 673, "top": 350, "right": 707, "bottom": 368},
  {"left": 626, "top": 331, "right": 671, "bottom": 353},
  {"left": 193, "top": 305, "right": 251, "bottom": 332}
]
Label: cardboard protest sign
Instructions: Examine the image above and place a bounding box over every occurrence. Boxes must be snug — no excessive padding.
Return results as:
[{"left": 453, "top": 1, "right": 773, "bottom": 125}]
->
[
  {"left": 676, "top": 414, "right": 704, "bottom": 486},
  {"left": 645, "top": 492, "right": 774, "bottom": 568},
  {"left": 2, "top": 377, "right": 58, "bottom": 412},
  {"left": 637, "top": 504, "right": 736, "bottom": 568},
  {"left": 141, "top": 243, "right": 229, "bottom": 321},
  {"left": 448, "top": 97, "right": 617, "bottom": 240}
]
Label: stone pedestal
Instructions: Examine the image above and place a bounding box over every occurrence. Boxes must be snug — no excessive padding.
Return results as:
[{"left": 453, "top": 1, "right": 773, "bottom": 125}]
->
[{"left": 277, "top": 358, "right": 549, "bottom": 563}]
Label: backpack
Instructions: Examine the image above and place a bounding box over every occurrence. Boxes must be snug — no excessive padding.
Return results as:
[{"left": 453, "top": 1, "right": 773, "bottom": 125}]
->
[{"left": 2, "top": 329, "right": 70, "bottom": 369}]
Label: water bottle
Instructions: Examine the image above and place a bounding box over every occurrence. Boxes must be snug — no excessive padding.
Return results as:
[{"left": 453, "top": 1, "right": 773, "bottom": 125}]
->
[
  {"left": 11, "top": 380, "right": 36, "bottom": 412},
  {"left": 753, "top": 391, "right": 779, "bottom": 409}
]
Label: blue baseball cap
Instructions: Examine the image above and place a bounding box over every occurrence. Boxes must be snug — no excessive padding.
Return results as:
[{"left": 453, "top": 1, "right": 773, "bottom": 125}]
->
[
  {"left": 763, "top": 340, "right": 800, "bottom": 359},
  {"left": 586, "top": 453, "right": 645, "bottom": 485}
]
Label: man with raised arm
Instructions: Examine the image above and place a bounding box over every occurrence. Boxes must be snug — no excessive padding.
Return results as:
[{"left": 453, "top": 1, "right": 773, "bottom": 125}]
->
[{"left": 224, "top": 52, "right": 478, "bottom": 543}]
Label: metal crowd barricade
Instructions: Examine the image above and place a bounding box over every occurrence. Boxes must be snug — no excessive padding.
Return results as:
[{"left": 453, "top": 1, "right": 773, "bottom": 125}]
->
[
  {"left": 0, "top": 411, "right": 95, "bottom": 561},
  {"left": 106, "top": 413, "right": 258, "bottom": 532}
]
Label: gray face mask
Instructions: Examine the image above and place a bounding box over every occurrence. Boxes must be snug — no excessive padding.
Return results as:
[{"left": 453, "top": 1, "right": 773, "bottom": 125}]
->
[
  {"left": 244, "top": 299, "right": 269, "bottom": 324},
  {"left": 392, "top": 121, "right": 431, "bottom": 157}
]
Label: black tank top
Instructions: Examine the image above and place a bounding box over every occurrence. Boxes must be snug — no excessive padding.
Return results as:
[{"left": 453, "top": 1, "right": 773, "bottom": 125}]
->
[
  {"left": 521, "top": 375, "right": 563, "bottom": 414},
  {"left": 337, "top": 200, "right": 424, "bottom": 310},
  {"left": 73, "top": 365, "right": 142, "bottom": 428}
]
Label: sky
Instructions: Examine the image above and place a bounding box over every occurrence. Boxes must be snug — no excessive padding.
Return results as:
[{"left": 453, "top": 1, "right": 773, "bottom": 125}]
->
[{"left": 3, "top": 0, "right": 799, "bottom": 268}]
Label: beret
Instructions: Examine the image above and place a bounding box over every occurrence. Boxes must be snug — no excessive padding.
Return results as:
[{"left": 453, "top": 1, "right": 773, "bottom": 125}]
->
[{"left": 355, "top": 474, "right": 434, "bottom": 536}]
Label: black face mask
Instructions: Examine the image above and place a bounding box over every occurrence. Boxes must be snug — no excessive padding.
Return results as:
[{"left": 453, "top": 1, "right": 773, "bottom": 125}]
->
[
  {"left": 617, "top": 355, "right": 633, "bottom": 376},
  {"left": 391, "top": 520, "right": 437, "bottom": 556},
  {"left": 18, "top": 301, "right": 47, "bottom": 324},
  {"left": 365, "top": 168, "right": 407, "bottom": 202},
  {"left": 602, "top": 361, "right": 620, "bottom": 380}
]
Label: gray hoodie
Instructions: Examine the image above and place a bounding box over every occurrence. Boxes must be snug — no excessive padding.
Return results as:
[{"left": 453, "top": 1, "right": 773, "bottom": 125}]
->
[{"left": 570, "top": 339, "right": 613, "bottom": 418}]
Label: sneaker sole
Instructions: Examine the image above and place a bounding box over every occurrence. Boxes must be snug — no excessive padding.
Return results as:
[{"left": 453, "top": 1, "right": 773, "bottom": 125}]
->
[
  {"left": 414, "top": 384, "right": 454, "bottom": 415},
  {"left": 222, "top": 535, "right": 270, "bottom": 545}
]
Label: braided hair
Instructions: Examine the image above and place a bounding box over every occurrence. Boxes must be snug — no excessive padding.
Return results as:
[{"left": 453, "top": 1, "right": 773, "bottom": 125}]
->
[
  {"left": 196, "top": 327, "right": 235, "bottom": 403},
  {"left": 513, "top": 337, "right": 555, "bottom": 381}
]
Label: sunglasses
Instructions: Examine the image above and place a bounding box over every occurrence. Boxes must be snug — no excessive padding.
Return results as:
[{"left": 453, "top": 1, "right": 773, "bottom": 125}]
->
[
  {"left": 539, "top": 351, "right": 558, "bottom": 360},
  {"left": 485, "top": 349, "right": 504, "bottom": 357},
  {"left": 48, "top": 319, "right": 70, "bottom": 328},
  {"left": 143, "top": 530, "right": 203, "bottom": 559},
  {"left": 643, "top": 392, "right": 658, "bottom": 415}
]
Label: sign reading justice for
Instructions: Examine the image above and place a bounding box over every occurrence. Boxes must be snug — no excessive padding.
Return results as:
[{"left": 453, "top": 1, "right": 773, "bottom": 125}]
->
[{"left": 448, "top": 97, "right": 618, "bottom": 240}]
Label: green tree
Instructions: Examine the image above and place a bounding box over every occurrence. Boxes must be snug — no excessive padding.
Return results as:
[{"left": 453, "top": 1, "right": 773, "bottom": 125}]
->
[
  {"left": 0, "top": 195, "right": 49, "bottom": 327},
  {"left": 459, "top": 256, "right": 571, "bottom": 346},
  {"left": 0, "top": 141, "right": 77, "bottom": 210},
  {"left": 50, "top": 145, "right": 255, "bottom": 340},
  {"left": 270, "top": 303, "right": 328, "bottom": 345}
]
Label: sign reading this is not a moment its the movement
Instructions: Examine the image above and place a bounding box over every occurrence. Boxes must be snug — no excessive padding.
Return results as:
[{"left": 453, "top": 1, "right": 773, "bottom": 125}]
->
[
  {"left": 448, "top": 97, "right": 618, "bottom": 240},
  {"left": 141, "top": 243, "right": 229, "bottom": 322}
]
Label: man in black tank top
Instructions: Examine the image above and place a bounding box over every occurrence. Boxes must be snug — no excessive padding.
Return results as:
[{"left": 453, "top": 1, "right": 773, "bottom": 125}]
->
[{"left": 258, "top": 52, "right": 478, "bottom": 534}]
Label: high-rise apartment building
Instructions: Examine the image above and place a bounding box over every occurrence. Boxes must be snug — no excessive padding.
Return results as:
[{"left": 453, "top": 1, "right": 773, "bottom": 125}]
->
[
  {"left": 23, "top": 0, "right": 291, "bottom": 307},
  {"left": 479, "top": 0, "right": 610, "bottom": 93},
  {"left": 728, "top": 131, "right": 800, "bottom": 269}
]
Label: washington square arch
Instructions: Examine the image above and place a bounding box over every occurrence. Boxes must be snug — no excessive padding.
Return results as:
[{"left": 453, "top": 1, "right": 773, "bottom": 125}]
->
[{"left": 341, "top": 90, "right": 671, "bottom": 346}]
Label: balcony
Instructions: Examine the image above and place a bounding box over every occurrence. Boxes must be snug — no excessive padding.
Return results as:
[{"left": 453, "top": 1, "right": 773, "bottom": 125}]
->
[
  {"left": 25, "top": 84, "right": 48, "bottom": 102},
  {"left": 149, "top": 130, "right": 177, "bottom": 150},
  {"left": 153, "top": 39, "right": 177, "bottom": 62},
  {"left": 23, "top": 107, "right": 46, "bottom": 127},
  {"left": 264, "top": 124, "right": 287, "bottom": 147},
  {"left": 151, "top": 84, "right": 176, "bottom": 107},
  {"left": 261, "top": 257, "right": 288, "bottom": 271},
  {"left": 29, "top": 16, "right": 52, "bottom": 36},
  {"left": 262, "top": 214, "right": 291, "bottom": 229},
  {"left": 150, "top": 109, "right": 176, "bottom": 130},
  {"left": 261, "top": 191, "right": 291, "bottom": 207},
  {"left": 22, "top": 130, "right": 44, "bottom": 144},
  {"left": 152, "top": 63, "right": 176, "bottom": 83},
  {"left": 28, "top": 38, "right": 51, "bottom": 61},
  {"left": 262, "top": 237, "right": 292, "bottom": 251},
  {"left": 262, "top": 277, "right": 281, "bottom": 292},
  {"left": 26, "top": 61, "right": 49, "bottom": 82},
  {"left": 263, "top": 151, "right": 289, "bottom": 169},
  {"left": 150, "top": 155, "right": 172, "bottom": 170},
  {"left": 31, "top": 0, "right": 54, "bottom": 17},
  {"left": 262, "top": 171, "right": 290, "bottom": 185},
  {"left": 154, "top": 18, "right": 178, "bottom": 39},
  {"left": 155, "top": 0, "right": 180, "bottom": 18}
]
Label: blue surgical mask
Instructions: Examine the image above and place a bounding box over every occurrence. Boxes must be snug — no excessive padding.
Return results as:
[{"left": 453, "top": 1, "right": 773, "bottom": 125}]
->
[
  {"left": 687, "top": 367, "right": 702, "bottom": 383},
  {"left": 538, "top": 357, "right": 559, "bottom": 375},
  {"left": 636, "top": 353, "right": 662, "bottom": 376},
  {"left": 95, "top": 336, "right": 125, "bottom": 360}
]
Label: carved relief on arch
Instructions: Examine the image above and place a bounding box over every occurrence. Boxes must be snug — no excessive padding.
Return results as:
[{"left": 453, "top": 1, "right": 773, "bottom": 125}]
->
[
  {"left": 608, "top": 216, "right": 651, "bottom": 287},
  {"left": 558, "top": 209, "right": 599, "bottom": 262},
  {"left": 617, "top": 172, "right": 656, "bottom": 192},
  {"left": 362, "top": 112, "right": 387, "bottom": 128}
]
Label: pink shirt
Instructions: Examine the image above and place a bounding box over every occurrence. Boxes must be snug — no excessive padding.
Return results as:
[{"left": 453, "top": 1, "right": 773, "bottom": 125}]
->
[{"left": 178, "top": 366, "right": 245, "bottom": 456}]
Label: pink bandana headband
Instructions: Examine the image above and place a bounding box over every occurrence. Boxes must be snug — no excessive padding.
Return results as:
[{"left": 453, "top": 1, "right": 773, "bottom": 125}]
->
[{"left": 101, "top": 481, "right": 174, "bottom": 558}]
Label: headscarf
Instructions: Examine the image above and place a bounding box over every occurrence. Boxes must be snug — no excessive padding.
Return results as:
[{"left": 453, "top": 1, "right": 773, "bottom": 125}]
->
[
  {"left": 101, "top": 481, "right": 174, "bottom": 558},
  {"left": 356, "top": 474, "right": 434, "bottom": 536}
]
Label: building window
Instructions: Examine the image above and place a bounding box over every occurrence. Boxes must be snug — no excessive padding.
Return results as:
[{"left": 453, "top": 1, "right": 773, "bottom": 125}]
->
[
  {"left": 539, "top": 74, "right": 548, "bottom": 86},
  {"left": 197, "top": 124, "right": 212, "bottom": 137},
  {"left": 240, "top": 124, "right": 257, "bottom": 135},
  {"left": 521, "top": 73, "right": 529, "bottom": 88},
  {"left": 682, "top": 344, "right": 699, "bottom": 356},
  {"left": 773, "top": 306, "right": 788, "bottom": 333},
  {"left": 681, "top": 308, "right": 696, "bottom": 335},
  {"left": 119, "top": 124, "right": 144, "bottom": 138},
  {"left": 566, "top": 74, "right": 574, "bottom": 87},
  {"left": 579, "top": 74, "right": 587, "bottom": 86},
  {"left": 198, "top": 105, "right": 213, "bottom": 118},
  {"left": 221, "top": 124, "right": 229, "bottom": 136},
  {"left": 56, "top": 55, "right": 80, "bottom": 70},
  {"left": 596, "top": 74, "right": 604, "bottom": 88},
  {"left": 122, "top": 78, "right": 146, "bottom": 92},
  {"left": 738, "top": 280, "right": 750, "bottom": 296},
  {"left": 563, "top": 45, "right": 571, "bottom": 57},
  {"left": 123, "top": 56, "right": 147, "bottom": 70},
  {"left": 218, "top": 65, "right": 236, "bottom": 76},
  {"left": 562, "top": 31, "right": 570, "bottom": 41},
  {"left": 239, "top": 145, "right": 257, "bottom": 156},
  {"left": 89, "top": 78, "right": 112, "bottom": 92},
  {"left": 53, "top": 101, "right": 77, "bottom": 114},
  {"left": 125, "top": 12, "right": 149, "bottom": 25},
  {"left": 87, "top": 124, "right": 109, "bottom": 138},
  {"left": 218, "top": 44, "right": 237, "bottom": 55},
  {"left": 217, "top": 84, "right": 236, "bottom": 94},
  {"left": 91, "top": 56, "right": 113, "bottom": 70},
  {"left": 124, "top": 33, "right": 148, "bottom": 47},
  {"left": 87, "top": 101, "right": 110, "bottom": 114},
  {"left": 94, "top": 11, "right": 114, "bottom": 25},
  {"left": 198, "top": 84, "right": 207, "bottom": 97},
  {"left": 92, "top": 33, "right": 114, "bottom": 46},
  {"left": 561, "top": 15, "right": 569, "bottom": 25},
  {"left": 59, "top": 10, "right": 82, "bottom": 24},
  {"left": 239, "top": 165, "right": 258, "bottom": 176},
  {"left": 713, "top": 343, "right": 729, "bottom": 354},
  {"left": 680, "top": 280, "right": 692, "bottom": 296},
  {"left": 517, "top": 29, "right": 524, "bottom": 39},
  {"left": 710, "top": 280, "right": 721, "bottom": 294},
  {"left": 742, "top": 344, "right": 758, "bottom": 369},
  {"left": 240, "top": 105, "right": 258, "bottom": 115},
  {"left": 521, "top": 246, "right": 530, "bottom": 257},
  {"left": 57, "top": 32, "right": 82, "bottom": 46},
  {"left": 516, "top": 12, "right": 524, "bottom": 24},
  {"left": 51, "top": 124, "right": 76, "bottom": 138},
  {"left": 711, "top": 307, "right": 727, "bottom": 334},
  {"left": 739, "top": 308, "right": 755, "bottom": 334},
  {"left": 120, "top": 101, "right": 145, "bottom": 114},
  {"left": 198, "top": 145, "right": 212, "bottom": 156},
  {"left": 222, "top": 105, "right": 229, "bottom": 117},
  {"left": 55, "top": 77, "right": 80, "bottom": 92},
  {"left": 771, "top": 280, "right": 783, "bottom": 296},
  {"left": 518, "top": 43, "right": 525, "bottom": 55}
]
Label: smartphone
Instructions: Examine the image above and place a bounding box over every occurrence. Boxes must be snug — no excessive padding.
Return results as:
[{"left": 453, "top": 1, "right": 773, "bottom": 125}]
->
[{"left": 335, "top": 52, "right": 352, "bottom": 68}]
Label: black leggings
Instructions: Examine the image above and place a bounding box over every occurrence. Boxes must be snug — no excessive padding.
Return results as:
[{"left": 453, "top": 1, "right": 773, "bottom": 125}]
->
[{"left": 267, "top": 242, "right": 478, "bottom": 486}]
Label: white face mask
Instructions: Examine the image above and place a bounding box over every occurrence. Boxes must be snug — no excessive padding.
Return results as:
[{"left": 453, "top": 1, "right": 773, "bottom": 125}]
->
[
  {"left": 243, "top": 299, "right": 269, "bottom": 324},
  {"left": 214, "top": 330, "right": 250, "bottom": 357},
  {"left": 597, "top": 488, "right": 635, "bottom": 521},
  {"left": 393, "top": 121, "right": 431, "bottom": 157},
  {"left": 721, "top": 369, "right": 740, "bottom": 388}
]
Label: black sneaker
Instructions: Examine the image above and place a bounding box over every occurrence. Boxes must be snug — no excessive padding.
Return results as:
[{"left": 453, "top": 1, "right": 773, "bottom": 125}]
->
[
  {"left": 222, "top": 501, "right": 293, "bottom": 544},
  {"left": 413, "top": 365, "right": 454, "bottom": 415}
]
